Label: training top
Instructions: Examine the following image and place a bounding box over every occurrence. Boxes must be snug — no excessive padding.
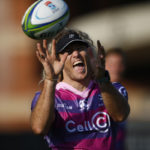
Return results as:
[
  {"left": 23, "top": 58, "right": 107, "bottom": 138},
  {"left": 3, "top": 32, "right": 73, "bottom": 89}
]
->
[{"left": 31, "top": 80, "right": 128, "bottom": 150}]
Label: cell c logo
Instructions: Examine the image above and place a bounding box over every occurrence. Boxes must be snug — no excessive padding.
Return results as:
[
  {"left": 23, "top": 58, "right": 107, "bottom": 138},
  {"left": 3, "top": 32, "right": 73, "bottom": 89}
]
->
[
  {"left": 91, "top": 112, "right": 110, "bottom": 133},
  {"left": 65, "top": 111, "right": 111, "bottom": 133}
]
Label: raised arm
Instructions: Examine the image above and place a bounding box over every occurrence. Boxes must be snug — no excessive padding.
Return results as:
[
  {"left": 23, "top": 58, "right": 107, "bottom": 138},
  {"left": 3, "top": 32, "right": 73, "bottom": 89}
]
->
[
  {"left": 30, "top": 40, "right": 68, "bottom": 135},
  {"left": 95, "top": 41, "right": 130, "bottom": 122}
]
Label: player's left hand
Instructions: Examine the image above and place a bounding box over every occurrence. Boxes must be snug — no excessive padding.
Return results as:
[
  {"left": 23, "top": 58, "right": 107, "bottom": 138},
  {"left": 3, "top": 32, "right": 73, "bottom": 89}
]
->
[{"left": 95, "top": 40, "right": 106, "bottom": 80}]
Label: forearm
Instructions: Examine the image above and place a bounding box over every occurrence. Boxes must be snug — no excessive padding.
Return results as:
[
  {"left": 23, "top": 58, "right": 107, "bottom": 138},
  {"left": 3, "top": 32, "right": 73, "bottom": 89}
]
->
[
  {"left": 30, "top": 79, "right": 56, "bottom": 134},
  {"left": 99, "top": 82, "right": 130, "bottom": 122}
]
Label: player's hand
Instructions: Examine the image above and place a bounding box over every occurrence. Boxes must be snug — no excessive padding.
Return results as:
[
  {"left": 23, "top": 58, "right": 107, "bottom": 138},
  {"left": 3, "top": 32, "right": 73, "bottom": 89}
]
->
[
  {"left": 95, "top": 40, "right": 106, "bottom": 80},
  {"left": 36, "top": 39, "right": 68, "bottom": 81}
]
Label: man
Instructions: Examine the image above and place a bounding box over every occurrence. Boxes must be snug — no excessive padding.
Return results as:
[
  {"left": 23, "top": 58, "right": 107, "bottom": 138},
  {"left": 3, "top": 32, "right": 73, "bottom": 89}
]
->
[
  {"left": 30, "top": 28, "right": 130, "bottom": 150},
  {"left": 105, "top": 48, "right": 128, "bottom": 150},
  {"left": 105, "top": 48, "right": 126, "bottom": 83}
]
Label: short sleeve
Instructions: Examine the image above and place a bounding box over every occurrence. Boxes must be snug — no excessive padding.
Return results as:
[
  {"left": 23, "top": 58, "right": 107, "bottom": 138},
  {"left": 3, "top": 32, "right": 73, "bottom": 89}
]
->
[
  {"left": 31, "top": 91, "right": 41, "bottom": 111},
  {"left": 112, "top": 82, "right": 128, "bottom": 100},
  {"left": 112, "top": 83, "right": 128, "bottom": 125}
]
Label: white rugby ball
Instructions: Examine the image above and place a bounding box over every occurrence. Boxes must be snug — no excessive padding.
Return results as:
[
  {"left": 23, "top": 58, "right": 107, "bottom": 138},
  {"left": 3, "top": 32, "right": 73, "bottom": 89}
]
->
[{"left": 22, "top": 0, "right": 69, "bottom": 40}]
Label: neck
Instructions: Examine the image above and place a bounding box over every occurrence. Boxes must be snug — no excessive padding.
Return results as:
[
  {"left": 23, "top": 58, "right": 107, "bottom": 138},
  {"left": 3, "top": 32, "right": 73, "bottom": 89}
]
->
[
  {"left": 62, "top": 76, "right": 91, "bottom": 92},
  {"left": 110, "top": 76, "right": 122, "bottom": 83}
]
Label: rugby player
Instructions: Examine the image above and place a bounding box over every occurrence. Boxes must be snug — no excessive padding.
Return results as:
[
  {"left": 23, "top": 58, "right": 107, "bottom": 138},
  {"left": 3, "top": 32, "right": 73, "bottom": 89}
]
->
[{"left": 30, "top": 29, "right": 130, "bottom": 150}]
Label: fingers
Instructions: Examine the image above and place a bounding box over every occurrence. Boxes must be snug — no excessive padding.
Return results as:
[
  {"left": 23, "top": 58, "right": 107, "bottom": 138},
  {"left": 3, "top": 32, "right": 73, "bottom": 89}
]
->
[
  {"left": 43, "top": 39, "right": 50, "bottom": 57},
  {"left": 43, "top": 39, "right": 47, "bottom": 49},
  {"left": 36, "top": 50, "right": 45, "bottom": 63},
  {"left": 36, "top": 40, "right": 48, "bottom": 63},
  {"left": 97, "top": 40, "right": 105, "bottom": 57},
  {"left": 51, "top": 39, "right": 56, "bottom": 57},
  {"left": 97, "top": 40, "right": 101, "bottom": 49},
  {"left": 97, "top": 40, "right": 105, "bottom": 68},
  {"left": 60, "top": 52, "right": 68, "bottom": 64},
  {"left": 37, "top": 42, "right": 45, "bottom": 58}
]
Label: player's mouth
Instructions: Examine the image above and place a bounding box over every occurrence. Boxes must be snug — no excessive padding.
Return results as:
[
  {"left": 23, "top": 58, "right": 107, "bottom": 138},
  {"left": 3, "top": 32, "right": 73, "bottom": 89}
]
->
[{"left": 73, "top": 60, "right": 85, "bottom": 73}]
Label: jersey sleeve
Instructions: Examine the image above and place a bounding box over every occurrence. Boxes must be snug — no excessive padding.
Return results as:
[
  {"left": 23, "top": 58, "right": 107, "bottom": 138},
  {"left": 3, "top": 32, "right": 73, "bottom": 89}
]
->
[
  {"left": 112, "top": 82, "right": 128, "bottom": 125},
  {"left": 31, "top": 91, "right": 60, "bottom": 111},
  {"left": 31, "top": 91, "right": 41, "bottom": 111},
  {"left": 112, "top": 82, "right": 128, "bottom": 100}
]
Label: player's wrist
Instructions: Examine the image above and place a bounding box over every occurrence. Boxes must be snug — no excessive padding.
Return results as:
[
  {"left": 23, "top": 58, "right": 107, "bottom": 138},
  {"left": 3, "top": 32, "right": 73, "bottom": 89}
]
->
[
  {"left": 97, "top": 70, "right": 110, "bottom": 84},
  {"left": 44, "top": 77, "right": 58, "bottom": 84},
  {"left": 45, "top": 77, "right": 58, "bottom": 81},
  {"left": 45, "top": 74, "right": 59, "bottom": 82},
  {"left": 44, "top": 79, "right": 57, "bottom": 89}
]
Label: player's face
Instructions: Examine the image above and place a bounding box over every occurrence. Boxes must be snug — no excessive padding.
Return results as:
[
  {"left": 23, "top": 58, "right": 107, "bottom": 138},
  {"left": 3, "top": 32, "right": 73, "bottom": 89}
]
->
[
  {"left": 59, "top": 42, "right": 93, "bottom": 81},
  {"left": 105, "top": 54, "right": 125, "bottom": 82}
]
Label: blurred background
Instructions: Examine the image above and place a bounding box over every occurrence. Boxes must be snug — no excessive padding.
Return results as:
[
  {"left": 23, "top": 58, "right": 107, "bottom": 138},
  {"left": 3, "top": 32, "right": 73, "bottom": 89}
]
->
[{"left": 0, "top": 0, "right": 150, "bottom": 149}]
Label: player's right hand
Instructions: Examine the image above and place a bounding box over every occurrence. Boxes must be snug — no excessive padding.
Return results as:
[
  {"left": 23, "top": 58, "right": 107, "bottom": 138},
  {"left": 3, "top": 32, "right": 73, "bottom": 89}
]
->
[{"left": 36, "top": 39, "right": 68, "bottom": 81}]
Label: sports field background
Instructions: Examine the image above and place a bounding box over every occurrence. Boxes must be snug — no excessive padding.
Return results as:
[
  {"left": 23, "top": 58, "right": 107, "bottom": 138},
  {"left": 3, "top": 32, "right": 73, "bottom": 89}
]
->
[{"left": 0, "top": 0, "right": 150, "bottom": 150}]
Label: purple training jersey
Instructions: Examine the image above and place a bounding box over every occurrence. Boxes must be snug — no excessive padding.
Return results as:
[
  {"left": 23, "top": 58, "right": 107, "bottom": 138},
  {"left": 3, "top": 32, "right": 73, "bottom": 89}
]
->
[{"left": 31, "top": 81, "right": 128, "bottom": 150}]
